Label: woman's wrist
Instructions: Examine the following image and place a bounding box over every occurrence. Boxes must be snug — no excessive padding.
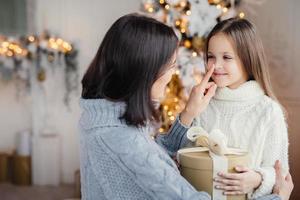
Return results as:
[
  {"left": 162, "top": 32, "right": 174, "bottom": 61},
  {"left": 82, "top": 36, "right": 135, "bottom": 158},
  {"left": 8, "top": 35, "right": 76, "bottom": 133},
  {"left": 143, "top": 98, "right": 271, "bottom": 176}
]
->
[{"left": 180, "top": 109, "right": 194, "bottom": 127}]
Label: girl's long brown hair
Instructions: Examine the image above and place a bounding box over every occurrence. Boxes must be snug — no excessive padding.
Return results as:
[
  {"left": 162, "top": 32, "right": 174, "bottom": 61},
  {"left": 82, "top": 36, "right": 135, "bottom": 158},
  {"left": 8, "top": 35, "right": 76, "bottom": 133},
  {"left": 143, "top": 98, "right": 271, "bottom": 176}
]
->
[{"left": 204, "top": 18, "right": 283, "bottom": 109}]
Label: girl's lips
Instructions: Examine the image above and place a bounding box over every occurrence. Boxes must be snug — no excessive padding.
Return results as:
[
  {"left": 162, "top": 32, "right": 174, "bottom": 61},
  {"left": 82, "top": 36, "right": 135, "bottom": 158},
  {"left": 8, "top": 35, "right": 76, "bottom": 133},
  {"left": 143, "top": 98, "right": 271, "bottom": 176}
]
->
[{"left": 213, "top": 72, "right": 228, "bottom": 76}]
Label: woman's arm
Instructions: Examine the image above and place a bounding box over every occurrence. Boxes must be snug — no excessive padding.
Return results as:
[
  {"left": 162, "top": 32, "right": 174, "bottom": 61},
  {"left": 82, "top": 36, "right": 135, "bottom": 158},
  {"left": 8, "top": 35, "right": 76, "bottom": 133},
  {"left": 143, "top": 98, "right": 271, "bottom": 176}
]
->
[
  {"left": 155, "top": 116, "right": 191, "bottom": 156},
  {"left": 156, "top": 66, "right": 217, "bottom": 156},
  {"left": 92, "top": 127, "right": 211, "bottom": 200},
  {"left": 272, "top": 160, "right": 294, "bottom": 200}
]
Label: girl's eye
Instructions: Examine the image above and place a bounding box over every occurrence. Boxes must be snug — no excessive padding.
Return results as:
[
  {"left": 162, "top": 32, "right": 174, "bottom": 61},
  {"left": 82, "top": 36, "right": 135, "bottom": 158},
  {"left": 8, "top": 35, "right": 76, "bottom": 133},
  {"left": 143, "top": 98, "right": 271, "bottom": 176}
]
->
[
  {"left": 224, "top": 56, "right": 232, "bottom": 60},
  {"left": 207, "top": 55, "right": 215, "bottom": 59}
]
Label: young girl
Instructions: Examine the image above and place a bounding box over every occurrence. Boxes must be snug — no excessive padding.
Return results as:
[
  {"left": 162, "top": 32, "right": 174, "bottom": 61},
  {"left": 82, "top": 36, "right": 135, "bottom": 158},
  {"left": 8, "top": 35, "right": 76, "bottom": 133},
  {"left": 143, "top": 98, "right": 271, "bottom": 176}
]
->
[{"left": 192, "top": 18, "right": 289, "bottom": 199}]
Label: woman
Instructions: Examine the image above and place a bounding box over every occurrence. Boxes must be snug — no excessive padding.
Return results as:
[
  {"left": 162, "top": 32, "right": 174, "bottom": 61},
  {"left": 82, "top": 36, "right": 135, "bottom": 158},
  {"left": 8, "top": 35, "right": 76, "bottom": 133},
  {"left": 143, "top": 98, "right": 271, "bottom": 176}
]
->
[{"left": 79, "top": 13, "right": 293, "bottom": 200}]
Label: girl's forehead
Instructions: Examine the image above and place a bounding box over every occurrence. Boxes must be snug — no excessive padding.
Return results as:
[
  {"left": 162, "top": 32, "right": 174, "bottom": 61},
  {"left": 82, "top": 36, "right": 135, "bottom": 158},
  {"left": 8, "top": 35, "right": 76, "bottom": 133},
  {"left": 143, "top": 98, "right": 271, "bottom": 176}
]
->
[{"left": 208, "top": 33, "right": 236, "bottom": 54}]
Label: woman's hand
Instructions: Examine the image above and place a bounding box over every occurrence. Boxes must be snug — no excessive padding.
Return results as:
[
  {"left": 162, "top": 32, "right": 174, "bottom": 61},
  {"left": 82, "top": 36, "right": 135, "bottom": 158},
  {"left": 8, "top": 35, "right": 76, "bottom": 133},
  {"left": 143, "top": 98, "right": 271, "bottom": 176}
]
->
[
  {"left": 214, "top": 166, "right": 262, "bottom": 195},
  {"left": 180, "top": 65, "right": 217, "bottom": 126},
  {"left": 273, "top": 160, "right": 294, "bottom": 200}
]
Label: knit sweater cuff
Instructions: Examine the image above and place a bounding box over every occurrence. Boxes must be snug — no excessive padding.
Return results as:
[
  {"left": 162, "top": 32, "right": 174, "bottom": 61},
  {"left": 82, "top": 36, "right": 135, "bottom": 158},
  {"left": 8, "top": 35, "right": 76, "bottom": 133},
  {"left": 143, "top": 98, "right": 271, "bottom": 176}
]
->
[
  {"left": 167, "top": 116, "right": 190, "bottom": 139},
  {"left": 255, "top": 194, "right": 281, "bottom": 200},
  {"left": 155, "top": 116, "right": 190, "bottom": 156},
  {"left": 249, "top": 167, "right": 276, "bottom": 199},
  {"left": 178, "top": 113, "right": 193, "bottom": 129}
]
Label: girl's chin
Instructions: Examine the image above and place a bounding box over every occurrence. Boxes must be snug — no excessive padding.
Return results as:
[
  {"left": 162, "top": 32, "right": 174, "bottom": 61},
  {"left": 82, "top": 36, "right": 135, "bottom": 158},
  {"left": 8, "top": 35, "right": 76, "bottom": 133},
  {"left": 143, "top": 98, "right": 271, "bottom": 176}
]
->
[
  {"left": 212, "top": 79, "right": 230, "bottom": 88},
  {"left": 216, "top": 84, "right": 227, "bottom": 88}
]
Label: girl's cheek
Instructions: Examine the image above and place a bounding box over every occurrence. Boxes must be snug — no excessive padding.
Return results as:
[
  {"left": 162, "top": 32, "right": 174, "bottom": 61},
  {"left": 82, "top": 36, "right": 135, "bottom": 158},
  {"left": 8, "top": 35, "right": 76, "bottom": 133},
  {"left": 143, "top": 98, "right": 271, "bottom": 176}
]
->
[{"left": 223, "top": 62, "right": 233, "bottom": 71}]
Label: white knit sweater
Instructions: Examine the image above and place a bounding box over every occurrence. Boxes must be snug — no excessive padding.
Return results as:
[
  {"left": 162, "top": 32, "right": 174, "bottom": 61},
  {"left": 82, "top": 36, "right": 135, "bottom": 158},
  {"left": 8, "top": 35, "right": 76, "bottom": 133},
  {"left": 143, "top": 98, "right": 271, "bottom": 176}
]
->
[{"left": 193, "top": 81, "right": 289, "bottom": 199}]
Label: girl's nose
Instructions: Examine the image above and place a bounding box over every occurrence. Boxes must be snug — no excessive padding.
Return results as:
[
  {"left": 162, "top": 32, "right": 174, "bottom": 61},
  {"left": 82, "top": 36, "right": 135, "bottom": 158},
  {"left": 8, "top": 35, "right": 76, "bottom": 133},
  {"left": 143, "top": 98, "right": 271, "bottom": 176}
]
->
[{"left": 214, "top": 61, "right": 223, "bottom": 69}]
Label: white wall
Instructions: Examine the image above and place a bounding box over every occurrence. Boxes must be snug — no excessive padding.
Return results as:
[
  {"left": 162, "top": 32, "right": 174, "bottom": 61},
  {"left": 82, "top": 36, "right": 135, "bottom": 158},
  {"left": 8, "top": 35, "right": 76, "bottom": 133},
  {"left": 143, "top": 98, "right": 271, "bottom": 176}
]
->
[
  {"left": 0, "top": 82, "right": 32, "bottom": 151},
  {"left": 0, "top": 0, "right": 141, "bottom": 184}
]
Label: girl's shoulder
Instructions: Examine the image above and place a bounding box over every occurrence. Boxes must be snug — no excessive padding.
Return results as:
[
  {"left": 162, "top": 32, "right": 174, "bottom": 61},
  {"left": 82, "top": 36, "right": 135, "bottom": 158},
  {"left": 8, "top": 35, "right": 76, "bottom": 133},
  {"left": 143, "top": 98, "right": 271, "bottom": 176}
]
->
[
  {"left": 261, "top": 95, "right": 284, "bottom": 112},
  {"left": 259, "top": 95, "right": 286, "bottom": 122}
]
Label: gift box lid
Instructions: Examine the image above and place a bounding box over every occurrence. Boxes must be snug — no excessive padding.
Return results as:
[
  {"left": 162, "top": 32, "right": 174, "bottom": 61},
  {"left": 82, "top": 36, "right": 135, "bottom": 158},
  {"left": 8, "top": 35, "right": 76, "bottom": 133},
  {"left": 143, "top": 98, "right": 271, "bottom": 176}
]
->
[{"left": 179, "top": 151, "right": 249, "bottom": 170}]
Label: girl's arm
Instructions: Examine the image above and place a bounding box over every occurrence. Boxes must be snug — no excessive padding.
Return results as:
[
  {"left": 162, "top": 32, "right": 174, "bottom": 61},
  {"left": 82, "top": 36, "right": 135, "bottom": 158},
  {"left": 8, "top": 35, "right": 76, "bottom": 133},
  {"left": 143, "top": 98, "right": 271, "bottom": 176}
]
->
[{"left": 250, "top": 103, "right": 289, "bottom": 199}]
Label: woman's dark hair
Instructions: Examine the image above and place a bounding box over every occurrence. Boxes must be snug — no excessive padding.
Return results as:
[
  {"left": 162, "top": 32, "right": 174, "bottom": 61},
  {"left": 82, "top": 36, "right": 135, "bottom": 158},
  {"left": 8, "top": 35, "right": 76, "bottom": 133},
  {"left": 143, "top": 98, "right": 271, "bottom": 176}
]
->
[{"left": 81, "top": 13, "right": 178, "bottom": 127}]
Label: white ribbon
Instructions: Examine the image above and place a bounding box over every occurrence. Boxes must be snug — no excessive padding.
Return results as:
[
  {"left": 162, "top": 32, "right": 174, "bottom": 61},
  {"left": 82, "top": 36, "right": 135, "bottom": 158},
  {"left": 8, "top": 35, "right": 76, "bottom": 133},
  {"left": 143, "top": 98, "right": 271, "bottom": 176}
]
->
[
  {"left": 209, "top": 151, "right": 228, "bottom": 200},
  {"left": 177, "top": 127, "right": 247, "bottom": 200}
]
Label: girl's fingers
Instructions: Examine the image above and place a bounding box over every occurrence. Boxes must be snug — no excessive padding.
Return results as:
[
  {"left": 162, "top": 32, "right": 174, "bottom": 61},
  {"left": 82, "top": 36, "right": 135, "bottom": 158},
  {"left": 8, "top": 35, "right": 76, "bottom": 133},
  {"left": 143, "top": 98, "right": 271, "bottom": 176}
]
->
[
  {"left": 215, "top": 185, "right": 240, "bottom": 191},
  {"left": 223, "top": 191, "right": 244, "bottom": 195},
  {"left": 214, "top": 178, "right": 240, "bottom": 186},
  {"left": 218, "top": 172, "right": 242, "bottom": 180},
  {"left": 235, "top": 165, "right": 249, "bottom": 173}
]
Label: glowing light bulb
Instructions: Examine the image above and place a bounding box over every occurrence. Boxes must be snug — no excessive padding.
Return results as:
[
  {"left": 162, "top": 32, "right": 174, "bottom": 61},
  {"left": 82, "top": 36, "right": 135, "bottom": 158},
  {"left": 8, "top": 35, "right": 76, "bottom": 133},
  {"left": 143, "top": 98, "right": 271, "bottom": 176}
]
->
[
  {"left": 28, "top": 36, "right": 35, "bottom": 42},
  {"left": 239, "top": 12, "right": 245, "bottom": 18}
]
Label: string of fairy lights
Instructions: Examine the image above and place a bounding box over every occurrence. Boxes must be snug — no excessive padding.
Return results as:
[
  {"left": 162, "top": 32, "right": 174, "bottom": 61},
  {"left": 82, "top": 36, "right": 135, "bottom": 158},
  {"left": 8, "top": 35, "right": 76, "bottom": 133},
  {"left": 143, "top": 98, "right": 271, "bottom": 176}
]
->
[{"left": 0, "top": 35, "right": 73, "bottom": 59}]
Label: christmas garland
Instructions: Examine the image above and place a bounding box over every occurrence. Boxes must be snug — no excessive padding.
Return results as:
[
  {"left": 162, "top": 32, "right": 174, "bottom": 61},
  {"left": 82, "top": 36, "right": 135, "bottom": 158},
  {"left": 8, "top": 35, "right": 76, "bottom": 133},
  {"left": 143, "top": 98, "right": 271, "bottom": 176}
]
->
[{"left": 0, "top": 32, "right": 79, "bottom": 106}]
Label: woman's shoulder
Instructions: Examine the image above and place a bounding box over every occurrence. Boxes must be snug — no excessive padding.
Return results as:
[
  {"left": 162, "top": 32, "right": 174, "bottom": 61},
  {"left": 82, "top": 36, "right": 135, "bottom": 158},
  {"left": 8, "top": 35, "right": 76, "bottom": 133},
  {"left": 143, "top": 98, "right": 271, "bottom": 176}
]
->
[
  {"left": 84, "top": 125, "right": 156, "bottom": 155},
  {"left": 82, "top": 123, "right": 143, "bottom": 140}
]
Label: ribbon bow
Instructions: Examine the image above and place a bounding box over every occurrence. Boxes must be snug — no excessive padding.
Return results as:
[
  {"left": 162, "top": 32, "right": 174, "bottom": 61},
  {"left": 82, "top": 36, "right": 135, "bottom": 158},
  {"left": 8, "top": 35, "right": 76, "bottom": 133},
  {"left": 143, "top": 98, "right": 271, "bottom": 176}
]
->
[{"left": 178, "top": 126, "right": 247, "bottom": 156}]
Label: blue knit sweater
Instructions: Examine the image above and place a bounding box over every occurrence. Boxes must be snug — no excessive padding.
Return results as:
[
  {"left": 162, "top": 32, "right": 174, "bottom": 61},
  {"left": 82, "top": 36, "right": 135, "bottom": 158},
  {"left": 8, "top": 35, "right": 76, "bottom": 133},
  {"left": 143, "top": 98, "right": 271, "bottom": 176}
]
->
[{"left": 79, "top": 98, "right": 281, "bottom": 200}]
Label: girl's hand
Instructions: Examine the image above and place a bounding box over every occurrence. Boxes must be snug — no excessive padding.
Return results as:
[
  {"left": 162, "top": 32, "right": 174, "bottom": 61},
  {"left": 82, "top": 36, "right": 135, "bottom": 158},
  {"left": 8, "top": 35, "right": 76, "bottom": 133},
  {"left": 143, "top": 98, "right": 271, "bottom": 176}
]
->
[
  {"left": 273, "top": 160, "right": 294, "bottom": 200},
  {"left": 214, "top": 166, "right": 262, "bottom": 195},
  {"left": 180, "top": 65, "right": 217, "bottom": 126}
]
